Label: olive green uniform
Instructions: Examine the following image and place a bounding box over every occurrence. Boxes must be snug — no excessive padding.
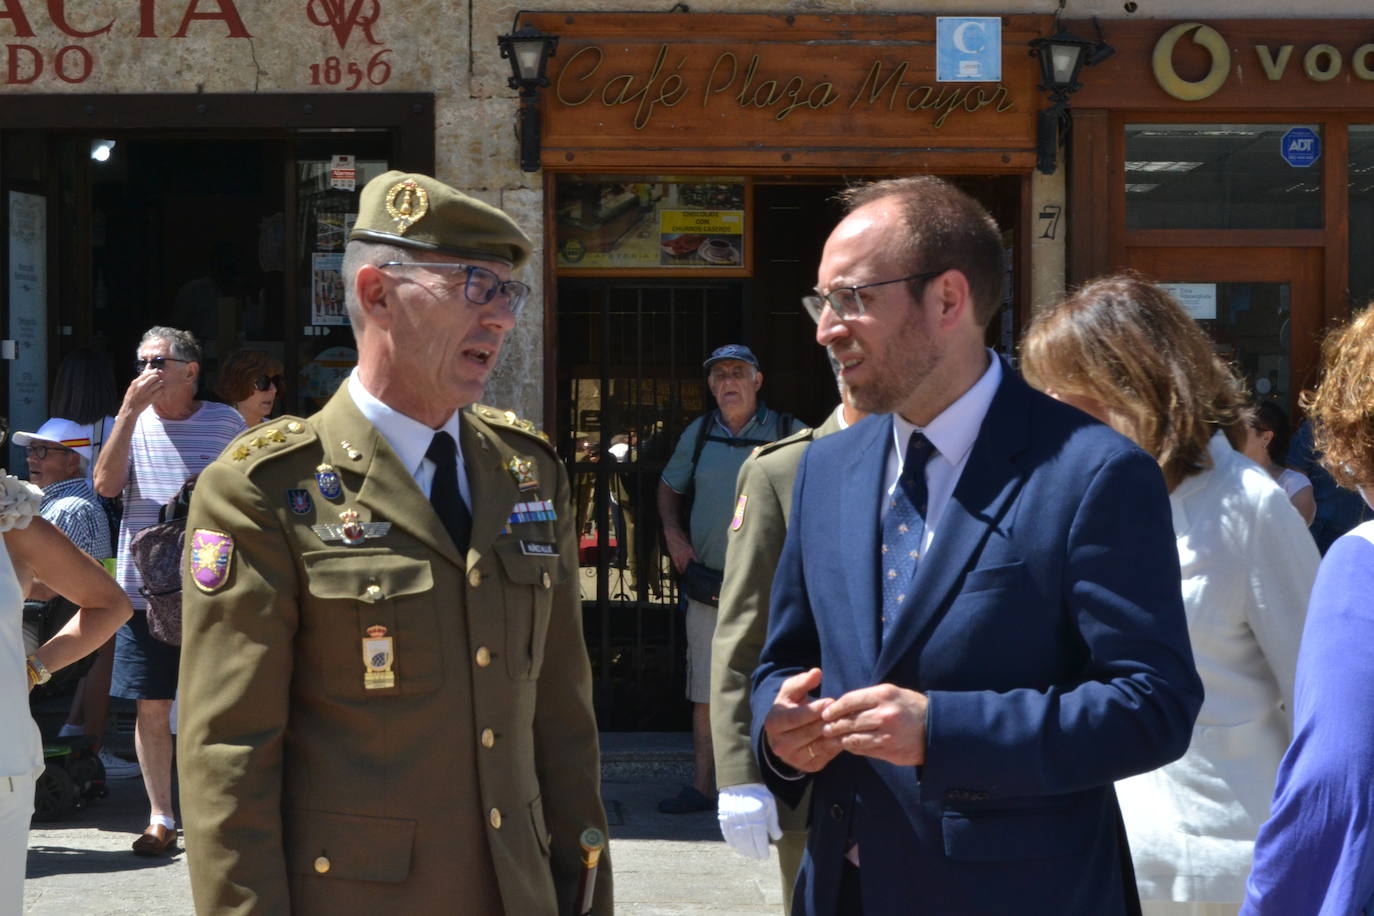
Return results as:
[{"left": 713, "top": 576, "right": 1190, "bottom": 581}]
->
[
  {"left": 178, "top": 387, "right": 612, "bottom": 914},
  {"left": 710, "top": 409, "right": 845, "bottom": 911}
]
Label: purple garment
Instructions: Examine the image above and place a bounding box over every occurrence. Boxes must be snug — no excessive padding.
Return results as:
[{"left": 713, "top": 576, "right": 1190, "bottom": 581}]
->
[{"left": 1243, "top": 530, "right": 1374, "bottom": 915}]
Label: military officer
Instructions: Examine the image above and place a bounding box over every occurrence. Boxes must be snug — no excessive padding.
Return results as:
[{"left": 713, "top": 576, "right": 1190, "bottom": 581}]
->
[
  {"left": 178, "top": 172, "right": 612, "bottom": 914},
  {"left": 711, "top": 378, "right": 866, "bottom": 912}
]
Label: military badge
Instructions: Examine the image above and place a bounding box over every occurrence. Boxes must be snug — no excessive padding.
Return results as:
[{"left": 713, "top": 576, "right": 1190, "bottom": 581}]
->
[
  {"left": 286, "top": 421, "right": 304, "bottom": 434},
  {"left": 339, "top": 509, "right": 367, "bottom": 546},
  {"left": 731, "top": 494, "right": 748, "bottom": 531},
  {"left": 265, "top": 428, "right": 286, "bottom": 444},
  {"left": 362, "top": 624, "right": 396, "bottom": 690},
  {"left": 287, "top": 489, "right": 313, "bottom": 516},
  {"left": 507, "top": 456, "right": 539, "bottom": 492},
  {"left": 231, "top": 445, "right": 251, "bottom": 461},
  {"left": 385, "top": 178, "right": 429, "bottom": 232},
  {"left": 506, "top": 499, "right": 557, "bottom": 525},
  {"left": 189, "top": 529, "right": 234, "bottom": 593},
  {"left": 315, "top": 463, "right": 343, "bottom": 500}
]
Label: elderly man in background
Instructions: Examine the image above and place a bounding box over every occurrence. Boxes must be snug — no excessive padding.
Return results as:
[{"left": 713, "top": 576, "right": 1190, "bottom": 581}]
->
[
  {"left": 15, "top": 417, "right": 137, "bottom": 779},
  {"left": 178, "top": 171, "right": 611, "bottom": 914},
  {"left": 657, "top": 344, "right": 802, "bottom": 815},
  {"left": 95, "top": 327, "right": 246, "bottom": 856}
]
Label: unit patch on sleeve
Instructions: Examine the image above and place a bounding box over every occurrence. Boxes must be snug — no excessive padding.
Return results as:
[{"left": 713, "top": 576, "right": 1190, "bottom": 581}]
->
[
  {"left": 189, "top": 529, "right": 235, "bottom": 593},
  {"left": 730, "top": 494, "right": 748, "bottom": 531}
]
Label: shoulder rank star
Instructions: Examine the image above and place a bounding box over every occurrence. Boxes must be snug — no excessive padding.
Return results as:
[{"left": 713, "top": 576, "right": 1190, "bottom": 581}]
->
[
  {"left": 312, "top": 508, "right": 391, "bottom": 546},
  {"left": 507, "top": 455, "right": 539, "bottom": 492}
]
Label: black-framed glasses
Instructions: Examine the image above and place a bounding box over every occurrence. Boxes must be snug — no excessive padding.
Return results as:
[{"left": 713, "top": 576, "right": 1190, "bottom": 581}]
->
[
  {"left": 378, "top": 261, "right": 530, "bottom": 316},
  {"left": 134, "top": 356, "right": 188, "bottom": 372},
  {"left": 26, "top": 444, "right": 74, "bottom": 459},
  {"left": 801, "top": 269, "right": 948, "bottom": 323},
  {"left": 253, "top": 374, "right": 284, "bottom": 392}
]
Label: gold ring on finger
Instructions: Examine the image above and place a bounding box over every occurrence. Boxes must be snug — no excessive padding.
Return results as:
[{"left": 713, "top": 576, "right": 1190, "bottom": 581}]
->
[{"left": 806, "top": 744, "right": 816, "bottom": 760}]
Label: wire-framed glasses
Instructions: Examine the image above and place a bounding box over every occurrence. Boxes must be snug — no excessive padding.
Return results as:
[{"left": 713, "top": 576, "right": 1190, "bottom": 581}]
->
[
  {"left": 801, "top": 269, "right": 947, "bottom": 323},
  {"left": 378, "top": 261, "right": 531, "bottom": 316}
]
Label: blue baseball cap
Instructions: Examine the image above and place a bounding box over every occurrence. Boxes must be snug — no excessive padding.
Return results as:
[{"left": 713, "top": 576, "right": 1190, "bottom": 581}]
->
[{"left": 703, "top": 344, "right": 760, "bottom": 372}]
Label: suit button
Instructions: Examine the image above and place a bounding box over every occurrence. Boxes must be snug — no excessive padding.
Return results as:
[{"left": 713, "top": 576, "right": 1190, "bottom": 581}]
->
[
  {"left": 469, "top": 568, "right": 482, "bottom": 588},
  {"left": 314, "top": 855, "right": 330, "bottom": 874},
  {"left": 489, "top": 808, "right": 502, "bottom": 829},
  {"left": 475, "top": 646, "right": 491, "bottom": 667},
  {"left": 541, "top": 570, "right": 551, "bottom": 589},
  {"left": 831, "top": 804, "right": 844, "bottom": 821},
  {"left": 480, "top": 727, "right": 495, "bottom": 748}
]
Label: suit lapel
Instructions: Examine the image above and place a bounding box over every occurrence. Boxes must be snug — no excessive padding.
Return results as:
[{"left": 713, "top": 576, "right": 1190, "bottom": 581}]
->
[
  {"left": 460, "top": 409, "right": 523, "bottom": 564},
  {"left": 840, "top": 414, "right": 891, "bottom": 671},
  {"left": 316, "top": 388, "right": 464, "bottom": 568},
  {"left": 874, "top": 368, "right": 1032, "bottom": 681}
]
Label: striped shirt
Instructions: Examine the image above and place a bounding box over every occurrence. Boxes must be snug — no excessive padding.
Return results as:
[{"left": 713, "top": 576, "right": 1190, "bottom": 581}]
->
[
  {"left": 39, "top": 476, "right": 112, "bottom": 561},
  {"left": 115, "top": 402, "right": 245, "bottom": 610}
]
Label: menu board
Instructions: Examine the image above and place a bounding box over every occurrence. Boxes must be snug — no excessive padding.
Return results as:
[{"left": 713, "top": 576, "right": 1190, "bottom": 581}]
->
[{"left": 556, "top": 178, "right": 747, "bottom": 271}]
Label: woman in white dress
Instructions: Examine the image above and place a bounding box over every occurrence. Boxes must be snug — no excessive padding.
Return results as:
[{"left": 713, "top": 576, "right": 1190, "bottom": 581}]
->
[
  {"left": 1241, "top": 400, "right": 1317, "bottom": 526},
  {"left": 1, "top": 462, "right": 130, "bottom": 913},
  {"left": 1022, "top": 274, "right": 1321, "bottom": 916}
]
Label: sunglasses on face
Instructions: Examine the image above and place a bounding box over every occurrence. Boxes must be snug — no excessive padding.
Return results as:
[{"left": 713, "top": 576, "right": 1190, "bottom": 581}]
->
[
  {"left": 26, "top": 444, "right": 74, "bottom": 459},
  {"left": 253, "top": 375, "right": 284, "bottom": 392},
  {"left": 134, "top": 356, "right": 188, "bottom": 373}
]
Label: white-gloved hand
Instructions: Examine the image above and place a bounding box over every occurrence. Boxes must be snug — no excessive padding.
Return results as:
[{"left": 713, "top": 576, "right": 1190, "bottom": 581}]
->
[{"left": 717, "top": 783, "right": 782, "bottom": 860}]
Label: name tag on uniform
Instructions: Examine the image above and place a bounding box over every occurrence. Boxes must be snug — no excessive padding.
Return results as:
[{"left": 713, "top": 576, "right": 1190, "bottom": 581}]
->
[{"left": 520, "top": 540, "right": 558, "bottom": 557}]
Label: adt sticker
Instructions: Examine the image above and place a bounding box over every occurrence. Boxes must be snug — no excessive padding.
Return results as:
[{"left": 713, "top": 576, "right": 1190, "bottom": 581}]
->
[
  {"left": 937, "top": 17, "right": 1002, "bottom": 82},
  {"left": 1281, "top": 127, "right": 1321, "bottom": 168}
]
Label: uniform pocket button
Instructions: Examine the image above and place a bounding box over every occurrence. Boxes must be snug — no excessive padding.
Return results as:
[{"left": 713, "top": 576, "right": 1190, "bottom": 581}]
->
[
  {"left": 831, "top": 804, "right": 844, "bottom": 821},
  {"left": 314, "top": 855, "right": 330, "bottom": 874},
  {"left": 469, "top": 568, "right": 482, "bottom": 588},
  {"left": 541, "top": 570, "right": 551, "bottom": 589},
  {"left": 489, "top": 808, "right": 502, "bottom": 829},
  {"left": 475, "top": 646, "right": 492, "bottom": 667},
  {"left": 480, "top": 727, "right": 495, "bottom": 748}
]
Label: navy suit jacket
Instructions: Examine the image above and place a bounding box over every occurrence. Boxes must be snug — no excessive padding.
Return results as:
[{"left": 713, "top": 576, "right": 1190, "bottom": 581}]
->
[{"left": 751, "top": 364, "right": 1203, "bottom": 916}]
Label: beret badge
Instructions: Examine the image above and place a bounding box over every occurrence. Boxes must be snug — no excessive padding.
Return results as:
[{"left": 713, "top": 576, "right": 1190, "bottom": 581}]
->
[{"left": 385, "top": 178, "right": 430, "bottom": 233}]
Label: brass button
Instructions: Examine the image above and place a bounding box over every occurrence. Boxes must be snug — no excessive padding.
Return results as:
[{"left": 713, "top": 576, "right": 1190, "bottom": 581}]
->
[
  {"left": 362, "top": 584, "right": 383, "bottom": 603},
  {"left": 475, "top": 646, "right": 491, "bottom": 668},
  {"left": 469, "top": 568, "right": 482, "bottom": 588},
  {"left": 480, "top": 727, "right": 495, "bottom": 748},
  {"left": 541, "top": 570, "right": 552, "bottom": 589},
  {"left": 314, "top": 855, "right": 330, "bottom": 874},
  {"left": 489, "top": 808, "right": 502, "bottom": 829}
]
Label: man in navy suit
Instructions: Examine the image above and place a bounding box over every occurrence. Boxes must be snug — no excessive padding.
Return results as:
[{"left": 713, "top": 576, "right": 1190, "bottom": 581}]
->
[{"left": 752, "top": 177, "right": 1202, "bottom": 915}]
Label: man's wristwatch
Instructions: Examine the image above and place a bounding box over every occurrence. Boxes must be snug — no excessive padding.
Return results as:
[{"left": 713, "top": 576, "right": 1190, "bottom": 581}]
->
[{"left": 26, "top": 654, "right": 51, "bottom": 688}]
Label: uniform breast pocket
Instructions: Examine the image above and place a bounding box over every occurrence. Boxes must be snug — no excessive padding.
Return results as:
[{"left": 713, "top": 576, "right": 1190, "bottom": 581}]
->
[
  {"left": 493, "top": 543, "right": 563, "bottom": 680},
  {"left": 300, "top": 549, "right": 439, "bottom": 698}
]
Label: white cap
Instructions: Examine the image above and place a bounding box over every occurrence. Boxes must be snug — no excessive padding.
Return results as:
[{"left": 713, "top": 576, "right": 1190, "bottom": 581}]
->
[{"left": 12, "top": 417, "right": 93, "bottom": 465}]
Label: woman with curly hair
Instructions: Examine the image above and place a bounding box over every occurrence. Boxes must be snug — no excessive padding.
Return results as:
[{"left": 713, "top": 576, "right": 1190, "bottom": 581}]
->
[
  {"left": 214, "top": 349, "right": 284, "bottom": 428},
  {"left": 1022, "top": 274, "right": 1320, "bottom": 915},
  {"left": 1244, "top": 306, "right": 1374, "bottom": 915}
]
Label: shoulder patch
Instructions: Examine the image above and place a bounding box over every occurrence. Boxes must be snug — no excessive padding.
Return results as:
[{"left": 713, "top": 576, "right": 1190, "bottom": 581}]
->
[
  {"left": 751, "top": 425, "right": 816, "bottom": 459},
  {"left": 223, "top": 415, "right": 319, "bottom": 472},
  {"left": 472, "top": 403, "right": 555, "bottom": 451}
]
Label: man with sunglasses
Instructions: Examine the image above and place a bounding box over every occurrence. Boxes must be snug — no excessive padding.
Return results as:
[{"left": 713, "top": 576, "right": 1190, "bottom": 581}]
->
[
  {"left": 95, "top": 326, "right": 246, "bottom": 857},
  {"left": 750, "top": 177, "right": 1202, "bottom": 914},
  {"left": 178, "top": 172, "right": 611, "bottom": 915}
]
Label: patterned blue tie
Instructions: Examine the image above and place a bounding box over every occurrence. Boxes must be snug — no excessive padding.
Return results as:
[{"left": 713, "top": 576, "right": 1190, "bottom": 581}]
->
[{"left": 881, "top": 431, "right": 936, "bottom": 643}]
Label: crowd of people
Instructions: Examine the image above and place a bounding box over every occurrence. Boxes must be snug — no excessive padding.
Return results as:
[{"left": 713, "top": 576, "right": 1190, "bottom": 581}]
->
[{"left": 6, "top": 167, "right": 1374, "bottom": 915}]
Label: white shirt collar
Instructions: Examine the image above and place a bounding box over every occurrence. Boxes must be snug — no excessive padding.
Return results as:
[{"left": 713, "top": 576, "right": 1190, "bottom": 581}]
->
[
  {"left": 347, "top": 370, "right": 463, "bottom": 479},
  {"left": 891, "top": 351, "right": 1002, "bottom": 468}
]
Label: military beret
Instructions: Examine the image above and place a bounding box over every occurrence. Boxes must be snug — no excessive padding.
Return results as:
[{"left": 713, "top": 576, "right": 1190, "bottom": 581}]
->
[{"left": 349, "top": 171, "right": 533, "bottom": 270}]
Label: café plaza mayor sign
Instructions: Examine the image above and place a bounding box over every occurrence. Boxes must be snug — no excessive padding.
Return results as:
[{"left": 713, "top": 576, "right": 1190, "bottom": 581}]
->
[{"left": 1153, "top": 21, "right": 1374, "bottom": 101}]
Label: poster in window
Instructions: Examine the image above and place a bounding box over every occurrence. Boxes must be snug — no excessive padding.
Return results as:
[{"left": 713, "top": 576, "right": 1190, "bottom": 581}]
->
[
  {"left": 556, "top": 179, "right": 746, "bottom": 270},
  {"left": 312, "top": 253, "right": 347, "bottom": 325}
]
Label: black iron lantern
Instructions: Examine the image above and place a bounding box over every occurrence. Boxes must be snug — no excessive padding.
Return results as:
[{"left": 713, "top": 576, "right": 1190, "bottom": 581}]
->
[
  {"left": 497, "top": 25, "right": 559, "bottom": 172},
  {"left": 1028, "top": 24, "right": 1113, "bottom": 174}
]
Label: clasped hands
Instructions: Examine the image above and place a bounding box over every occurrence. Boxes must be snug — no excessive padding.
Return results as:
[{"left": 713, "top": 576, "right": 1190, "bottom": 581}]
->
[{"left": 762, "top": 668, "right": 928, "bottom": 772}]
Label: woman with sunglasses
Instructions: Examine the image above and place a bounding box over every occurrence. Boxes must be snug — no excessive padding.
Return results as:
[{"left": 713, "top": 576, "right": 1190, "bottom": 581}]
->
[{"left": 214, "top": 349, "right": 284, "bottom": 428}]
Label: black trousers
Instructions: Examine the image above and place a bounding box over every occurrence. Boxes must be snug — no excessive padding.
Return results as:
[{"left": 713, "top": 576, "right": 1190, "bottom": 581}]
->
[{"left": 835, "top": 859, "right": 863, "bottom": 914}]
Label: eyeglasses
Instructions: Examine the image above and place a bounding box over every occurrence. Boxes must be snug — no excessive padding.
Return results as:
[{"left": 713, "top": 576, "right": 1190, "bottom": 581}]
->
[
  {"left": 253, "top": 375, "right": 284, "bottom": 392},
  {"left": 26, "top": 445, "right": 74, "bottom": 459},
  {"left": 378, "top": 261, "right": 530, "bottom": 316},
  {"left": 134, "top": 356, "right": 188, "bottom": 373},
  {"left": 801, "top": 269, "right": 948, "bottom": 323}
]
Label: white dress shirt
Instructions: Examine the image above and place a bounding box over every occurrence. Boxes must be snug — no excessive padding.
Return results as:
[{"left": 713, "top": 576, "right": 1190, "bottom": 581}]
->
[
  {"left": 885, "top": 352, "right": 1002, "bottom": 554},
  {"left": 347, "top": 371, "right": 472, "bottom": 507}
]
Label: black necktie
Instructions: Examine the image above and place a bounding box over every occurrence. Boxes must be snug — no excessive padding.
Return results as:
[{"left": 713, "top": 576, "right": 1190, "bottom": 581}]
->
[
  {"left": 880, "top": 431, "right": 936, "bottom": 644},
  {"left": 426, "top": 431, "right": 472, "bottom": 554}
]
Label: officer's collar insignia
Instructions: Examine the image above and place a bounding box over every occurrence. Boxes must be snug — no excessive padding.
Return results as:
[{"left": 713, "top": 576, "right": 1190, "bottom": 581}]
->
[
  {"left": 287, "top": 489, "right": 313, "bottom": 516},
  {"left": 508, "top": 455, "right": 538, "bottom": 492},
  {"left": 385, "top": 179, "right": 429, "bottom": 232},
  {"left": 315, "top": 464, "right": 343, "bottom": 500},
  {"left": 189, "top": 529, "right": 234, "bottom": 593}
]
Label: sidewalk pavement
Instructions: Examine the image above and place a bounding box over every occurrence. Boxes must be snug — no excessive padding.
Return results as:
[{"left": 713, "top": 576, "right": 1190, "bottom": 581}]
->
[{"left": 25, "top": 734, "right": 788, "bottom": 915}]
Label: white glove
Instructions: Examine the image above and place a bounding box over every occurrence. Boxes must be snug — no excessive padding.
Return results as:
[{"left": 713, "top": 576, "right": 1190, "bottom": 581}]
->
[{"left": 717, "top": 783, "right": 782, "bottom": 860}]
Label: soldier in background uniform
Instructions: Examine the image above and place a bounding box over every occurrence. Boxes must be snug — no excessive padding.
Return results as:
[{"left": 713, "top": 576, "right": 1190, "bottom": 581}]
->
[
  {"left": 711, "top": 367, "right": 867, "bottom": 912},
  {"left": 178, "top": 172, "right": 612, "bottom": 915}
]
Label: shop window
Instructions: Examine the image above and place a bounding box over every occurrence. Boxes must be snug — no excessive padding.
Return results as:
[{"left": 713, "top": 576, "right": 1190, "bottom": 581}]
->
[
  {"left": 1349, "top": 126, "right": 1374, "bottom": 309},
  {"left": 1125, "top": 124, "right": 1322, "bottom": 230},
  {"left": 1159, "top": 282, "right": 1292, "bottom": 403}
]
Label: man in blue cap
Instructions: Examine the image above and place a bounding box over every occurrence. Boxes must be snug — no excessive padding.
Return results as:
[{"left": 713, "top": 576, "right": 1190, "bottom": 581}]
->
[{"left": 657, "top": 344, "right": 803, "bottom": 813}]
